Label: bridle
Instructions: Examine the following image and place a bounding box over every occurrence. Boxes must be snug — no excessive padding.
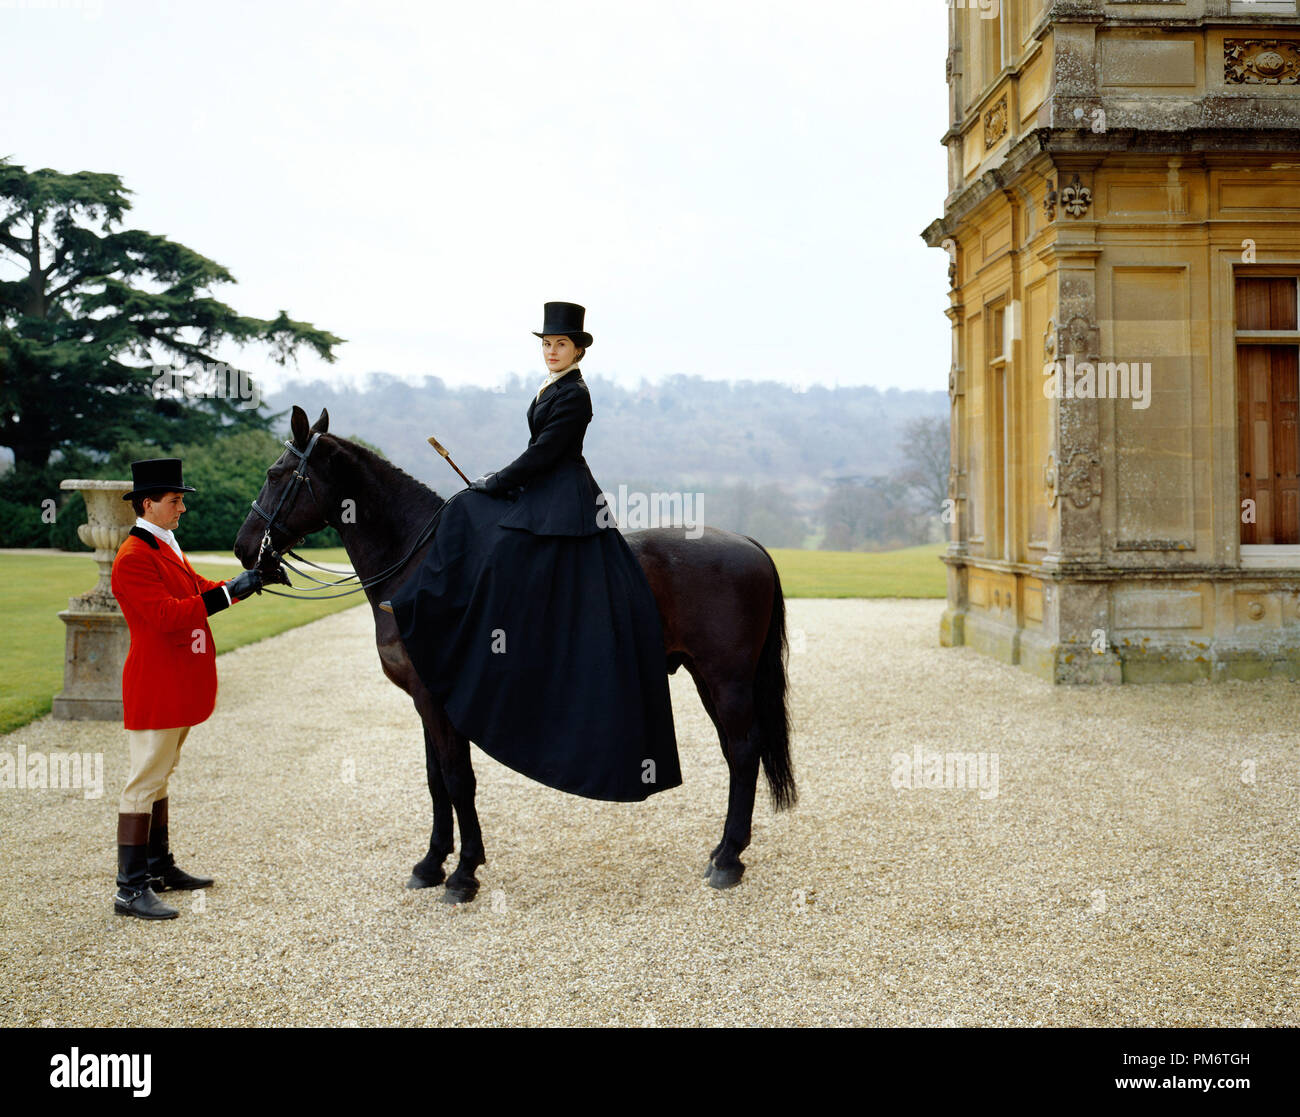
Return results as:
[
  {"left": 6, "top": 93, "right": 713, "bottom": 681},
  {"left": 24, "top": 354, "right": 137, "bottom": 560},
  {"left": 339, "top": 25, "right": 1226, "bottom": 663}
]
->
[
  {"left": 249, "top": 431, "right": 456, "bottom": 600},
  {"left": 251, "top": 432, "right": 323, "bottom": 569}
]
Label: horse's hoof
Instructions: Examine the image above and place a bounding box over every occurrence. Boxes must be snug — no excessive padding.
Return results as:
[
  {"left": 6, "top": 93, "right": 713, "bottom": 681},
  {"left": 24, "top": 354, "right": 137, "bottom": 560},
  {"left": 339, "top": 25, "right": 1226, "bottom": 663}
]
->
[
  {"left": 407, "top": 867, "right": 445, "bottom": 889},
  {"left": 441, "top": 885, "right": 478, "bottom": 905},
  {"left": 706, "top": 863, "right": 744, "bottom": 889},
  {"left": 702, "top": 858, "right": 715, "bottom": 879}
]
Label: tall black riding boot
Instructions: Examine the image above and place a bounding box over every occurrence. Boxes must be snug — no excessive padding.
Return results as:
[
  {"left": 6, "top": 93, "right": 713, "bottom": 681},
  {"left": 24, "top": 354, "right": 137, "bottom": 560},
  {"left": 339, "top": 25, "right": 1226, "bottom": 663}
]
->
[
  {"left": 115, "top": 812, "right": 178, "bottom": 920},
  {"left": 147, "top": 797, "right": 213, "bottom": 892}
]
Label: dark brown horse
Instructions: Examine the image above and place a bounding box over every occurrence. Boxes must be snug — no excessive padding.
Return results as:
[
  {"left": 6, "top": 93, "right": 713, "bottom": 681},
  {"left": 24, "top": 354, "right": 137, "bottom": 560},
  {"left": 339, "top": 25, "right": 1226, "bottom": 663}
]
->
[{"left": 234, "top": 406, "right": 795, "bottom": 902}]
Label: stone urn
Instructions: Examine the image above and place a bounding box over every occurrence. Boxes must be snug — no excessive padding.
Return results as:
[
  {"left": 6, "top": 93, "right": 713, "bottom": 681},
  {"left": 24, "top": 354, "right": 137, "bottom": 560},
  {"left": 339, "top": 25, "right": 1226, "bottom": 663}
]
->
[{"left": 52, "top": 480, "right": 136, "bottom": 721}]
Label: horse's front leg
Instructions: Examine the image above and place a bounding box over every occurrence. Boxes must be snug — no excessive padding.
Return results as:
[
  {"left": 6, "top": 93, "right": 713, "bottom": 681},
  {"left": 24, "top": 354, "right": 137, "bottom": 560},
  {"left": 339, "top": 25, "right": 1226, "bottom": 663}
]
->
[
  {"left": 408, "top": 719, "right": 455, "bottom": 888},
  {"left": 441, "top": 730, "right": 486, "bottom": 904}
]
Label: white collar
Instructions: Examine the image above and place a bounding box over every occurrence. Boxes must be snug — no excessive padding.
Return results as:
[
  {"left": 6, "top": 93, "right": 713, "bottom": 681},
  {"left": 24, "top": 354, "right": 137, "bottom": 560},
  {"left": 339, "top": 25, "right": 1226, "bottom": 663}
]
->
[
  {"left": 535, "top": 362, "right": 580, "bottom": 402},
  {"left": 134, "top": 517, "right": 181, "bottom": 552}
]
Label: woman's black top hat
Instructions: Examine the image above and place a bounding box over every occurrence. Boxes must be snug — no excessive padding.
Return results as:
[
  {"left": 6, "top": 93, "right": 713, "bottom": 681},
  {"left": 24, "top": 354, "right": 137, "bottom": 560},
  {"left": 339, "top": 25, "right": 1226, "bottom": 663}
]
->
[
  {"left": 532, "top": 301, "right": 593, "bottom": 349},
  {"left": 122, "top": 458, "right": 198, "bottom": 501}
]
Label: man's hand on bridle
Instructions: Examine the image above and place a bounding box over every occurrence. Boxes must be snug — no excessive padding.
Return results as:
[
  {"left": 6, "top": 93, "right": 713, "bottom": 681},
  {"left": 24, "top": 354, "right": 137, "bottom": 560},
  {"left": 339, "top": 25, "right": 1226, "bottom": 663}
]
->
[
  {"left": 227, "top": 569, "right": 264, "bottom": 601},
  {"left": 262, "top": 562, "right": 293, "bottom": 587}
]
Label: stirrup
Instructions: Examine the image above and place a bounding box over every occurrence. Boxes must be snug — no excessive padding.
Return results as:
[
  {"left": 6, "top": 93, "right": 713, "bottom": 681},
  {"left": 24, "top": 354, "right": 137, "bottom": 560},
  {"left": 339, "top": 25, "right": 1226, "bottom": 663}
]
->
[{"left": 379, "top": 600, "right": 394, "bottom": 614}]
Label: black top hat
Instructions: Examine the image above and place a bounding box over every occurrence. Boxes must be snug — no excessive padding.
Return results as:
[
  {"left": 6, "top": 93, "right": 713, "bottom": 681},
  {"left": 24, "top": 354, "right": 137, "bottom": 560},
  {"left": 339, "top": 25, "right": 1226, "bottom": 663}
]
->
[
  {"left": 532, "top": 301, "right": 593, "bottom": 349},
  {"left": 122, "top": 458, "right": 197, "bottom": 501}
]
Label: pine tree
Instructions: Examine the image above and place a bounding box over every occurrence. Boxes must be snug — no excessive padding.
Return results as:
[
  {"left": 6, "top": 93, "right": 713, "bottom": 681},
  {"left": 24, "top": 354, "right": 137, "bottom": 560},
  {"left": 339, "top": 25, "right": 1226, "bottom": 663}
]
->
[{"left": 0, "top": 158, "right": 343, "bottom": 469}]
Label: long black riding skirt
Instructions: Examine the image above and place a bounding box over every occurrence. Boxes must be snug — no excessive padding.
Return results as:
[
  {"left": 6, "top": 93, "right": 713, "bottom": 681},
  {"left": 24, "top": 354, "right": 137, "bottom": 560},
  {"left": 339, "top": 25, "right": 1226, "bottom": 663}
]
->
[{"left": 390, "top": 490, "right": 682, "bottom": 801}]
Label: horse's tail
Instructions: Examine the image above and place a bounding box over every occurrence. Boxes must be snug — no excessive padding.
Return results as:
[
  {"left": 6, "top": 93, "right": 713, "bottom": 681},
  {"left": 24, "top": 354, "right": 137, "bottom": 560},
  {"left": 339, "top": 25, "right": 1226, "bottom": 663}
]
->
[{"left": 743, "top": 536, "right": 797, "bottom": 812}]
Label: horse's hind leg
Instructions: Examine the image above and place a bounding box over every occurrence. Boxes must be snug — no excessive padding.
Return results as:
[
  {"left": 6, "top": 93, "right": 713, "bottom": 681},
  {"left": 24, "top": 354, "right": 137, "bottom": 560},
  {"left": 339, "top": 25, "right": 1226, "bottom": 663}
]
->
[
  {"left": 690, "top": 669, "right": 760, "bottom": 889},
  {"left": 408, "top": 720, "right": 455, "bottom": 889},
  {"left": 441, "top": 731, "right": 486, "bottom": 904}
]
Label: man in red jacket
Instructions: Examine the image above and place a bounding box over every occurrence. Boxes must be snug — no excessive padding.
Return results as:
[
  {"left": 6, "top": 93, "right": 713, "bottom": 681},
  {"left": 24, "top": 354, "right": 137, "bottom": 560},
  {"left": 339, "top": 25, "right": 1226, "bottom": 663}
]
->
[{"left": 110, "top": 458, "right": 264, "bottom": 920}]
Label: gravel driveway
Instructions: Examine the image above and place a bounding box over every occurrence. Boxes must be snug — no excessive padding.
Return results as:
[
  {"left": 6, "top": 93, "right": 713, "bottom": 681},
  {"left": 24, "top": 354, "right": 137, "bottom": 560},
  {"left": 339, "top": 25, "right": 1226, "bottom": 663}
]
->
[{"left": 1, "top": 599, "right": 1296, "bottom": 1026}]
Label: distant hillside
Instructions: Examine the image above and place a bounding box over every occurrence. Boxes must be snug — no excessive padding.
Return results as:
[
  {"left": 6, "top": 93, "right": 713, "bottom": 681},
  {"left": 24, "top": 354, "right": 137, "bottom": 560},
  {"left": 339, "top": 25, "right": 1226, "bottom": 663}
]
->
[{"left": 266, "top": 373, "right": 948, "bottom": 505}]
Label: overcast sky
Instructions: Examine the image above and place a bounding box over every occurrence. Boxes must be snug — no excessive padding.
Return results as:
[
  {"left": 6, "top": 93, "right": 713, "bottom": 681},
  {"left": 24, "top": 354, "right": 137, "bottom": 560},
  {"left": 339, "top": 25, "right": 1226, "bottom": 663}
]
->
[{"left": 5, "top": 0, "right": 950, "bottom": 394}]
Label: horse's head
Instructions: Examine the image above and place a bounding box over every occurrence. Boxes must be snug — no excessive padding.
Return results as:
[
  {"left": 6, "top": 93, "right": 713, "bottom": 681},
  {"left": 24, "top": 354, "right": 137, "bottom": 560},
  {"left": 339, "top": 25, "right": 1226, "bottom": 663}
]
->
[{"left": 234, "top": 405, "right": 336, "bottom": 573}]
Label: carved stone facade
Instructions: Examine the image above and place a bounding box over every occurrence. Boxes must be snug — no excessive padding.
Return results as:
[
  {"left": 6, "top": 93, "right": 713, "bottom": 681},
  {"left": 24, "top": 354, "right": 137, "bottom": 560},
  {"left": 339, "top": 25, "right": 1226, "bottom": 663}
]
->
[
  {"left": 1225, "top": 38, "right": 1300, "bottom": 84},
  {"left": 984, "top": 97, "right": 1008, "bottom": 149},
  {"left": 923, "top": 1, "right": 1300, "bottom": 684},
  {"left": 1059, "top": 174, "right": 1092, "bottom": 218}
]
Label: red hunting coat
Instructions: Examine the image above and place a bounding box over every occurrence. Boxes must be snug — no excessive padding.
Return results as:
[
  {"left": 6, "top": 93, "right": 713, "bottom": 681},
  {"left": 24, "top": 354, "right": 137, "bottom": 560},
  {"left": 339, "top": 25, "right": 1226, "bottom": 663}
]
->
[{"left": 110, "top": 527, "right": 234, "bottom": 731}]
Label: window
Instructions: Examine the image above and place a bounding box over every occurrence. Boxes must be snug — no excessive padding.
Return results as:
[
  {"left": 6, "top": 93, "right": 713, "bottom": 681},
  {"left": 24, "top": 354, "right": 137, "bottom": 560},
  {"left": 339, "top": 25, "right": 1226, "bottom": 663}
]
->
[
  {"left": 1236, "top": 276, "right": 1300, "bottom": 548},
  {"left": 1229, "top": 1, "right": 1298, "bottom": 14},
  {"left": 987, "top": 303, "right": 1009, "bottom": 559},
  {"left": 958, "top": 2, "right": 1005, "bottom": 99},
  {"left": 981, "top": 5, "right": 1004, "bottom": 81}
]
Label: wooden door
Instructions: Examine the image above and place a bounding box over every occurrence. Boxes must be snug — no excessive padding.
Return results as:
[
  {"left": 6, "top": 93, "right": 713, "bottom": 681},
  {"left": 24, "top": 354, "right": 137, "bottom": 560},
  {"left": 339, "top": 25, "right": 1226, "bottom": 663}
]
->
[
  {"left": 1238, "top": 345, "right": 1300, "bottom": 544},
  {"left": 1237, "top": 277, "right": 1298, "bottom": 332}
]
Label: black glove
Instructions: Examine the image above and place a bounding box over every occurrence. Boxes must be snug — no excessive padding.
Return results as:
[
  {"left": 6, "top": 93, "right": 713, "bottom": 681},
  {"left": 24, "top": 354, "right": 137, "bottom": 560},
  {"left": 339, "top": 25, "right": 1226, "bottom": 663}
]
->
[
  {"left": 262, "top": 562, "right": 292, "bottom": 587},
  {"left": 227, "top": 569, "right": 264, "bottom": 601}
]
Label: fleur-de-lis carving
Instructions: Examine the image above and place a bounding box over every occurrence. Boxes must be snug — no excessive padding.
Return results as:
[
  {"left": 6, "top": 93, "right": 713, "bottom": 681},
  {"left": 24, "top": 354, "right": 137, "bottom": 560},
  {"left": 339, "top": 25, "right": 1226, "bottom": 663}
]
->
[{"left": 1061, "top": 173, "right": 1092, "bottom": 218}]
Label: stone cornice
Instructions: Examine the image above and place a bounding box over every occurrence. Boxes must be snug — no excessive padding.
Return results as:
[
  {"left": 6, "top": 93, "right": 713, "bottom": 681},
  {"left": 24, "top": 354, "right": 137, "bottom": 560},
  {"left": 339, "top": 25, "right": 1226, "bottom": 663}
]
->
[
  {"left": 923, "top": 126, "right": 1300, "bottom": 242},
  {"left": 923, "top": 131, "right": 1054, "bottom": 246},
  {"left": 1045, "top": 127, "right": 1300, "bottom": 156},
  {"left": 946, "top": 554, "right": 1300, "bottom": 582}
]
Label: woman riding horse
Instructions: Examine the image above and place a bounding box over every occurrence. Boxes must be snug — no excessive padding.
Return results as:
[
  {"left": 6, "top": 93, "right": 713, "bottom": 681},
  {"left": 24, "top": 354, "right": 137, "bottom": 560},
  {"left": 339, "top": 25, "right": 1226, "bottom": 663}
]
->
[{"left": 382, "top": 302, "right": 682, "bottom": 802}]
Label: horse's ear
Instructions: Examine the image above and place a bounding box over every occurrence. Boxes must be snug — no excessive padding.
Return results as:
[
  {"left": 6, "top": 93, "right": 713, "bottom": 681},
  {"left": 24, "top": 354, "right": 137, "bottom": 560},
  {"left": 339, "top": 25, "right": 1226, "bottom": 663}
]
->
[
  {"left": 312, "top": 408, "right": 330, "bottom": 434},
  {"left": 290, "top": 405, "right": 310, "bottom": 447}
]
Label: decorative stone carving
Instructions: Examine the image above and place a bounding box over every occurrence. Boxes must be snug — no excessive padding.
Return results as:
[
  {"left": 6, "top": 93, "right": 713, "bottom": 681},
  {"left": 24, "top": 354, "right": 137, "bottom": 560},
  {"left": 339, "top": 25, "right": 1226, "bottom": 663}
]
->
[
  {"left": 1044, "top": 180, "right": 1058, "bottom": 222},
  {"left": 1225, "top": 39, "right": 1300, "bottom": 85},
  {"left": 1044, "top": 317, "right": 1058, "bottom": 361},
  {"left": 940, "top": 237, "right": 958, "bottom": 289},
  {"left": 1044, "top": 452, "right": 1059, "bottom": 509},
  {"left": 984, "top": 97, "right": 1008, "bottom": 150},
  {"left": 1061, "top": 450, "right": 1102, "bottom": 511},
  {"left": 1057, "top": 315, "right": 1099, "bottom": 359},
  {"left": 1060, "top": 173, "right": 1093, "bottom": 218}
]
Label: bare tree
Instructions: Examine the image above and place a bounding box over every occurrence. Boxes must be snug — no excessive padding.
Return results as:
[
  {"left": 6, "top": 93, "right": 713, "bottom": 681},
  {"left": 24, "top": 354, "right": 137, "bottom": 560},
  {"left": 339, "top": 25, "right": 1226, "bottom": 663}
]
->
[
  {"left": 819, "top": 477, "right": 924, "bottom": 550},
  {"left": 893, "top": 416, "right": 950, "bottom": 516}
]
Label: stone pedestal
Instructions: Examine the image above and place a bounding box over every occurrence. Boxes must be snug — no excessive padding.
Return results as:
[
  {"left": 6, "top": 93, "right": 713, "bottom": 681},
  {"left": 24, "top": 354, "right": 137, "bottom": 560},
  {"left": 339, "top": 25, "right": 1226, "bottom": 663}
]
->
[{"left": 52, "top": 480, "right": 135, "bottom": 721}]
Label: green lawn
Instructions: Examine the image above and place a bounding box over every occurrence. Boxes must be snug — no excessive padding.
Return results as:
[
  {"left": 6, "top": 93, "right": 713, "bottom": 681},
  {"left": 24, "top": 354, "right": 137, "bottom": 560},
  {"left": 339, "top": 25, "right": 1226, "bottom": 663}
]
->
[
  {"left": 0, "top": 549, "right": 362, "bottom": 735},
  {"left": 0, "top": 542, "right": 946, "bottom": 736},
  {"left": 769, "top": 542, "right": 947, "bottom": 598}
]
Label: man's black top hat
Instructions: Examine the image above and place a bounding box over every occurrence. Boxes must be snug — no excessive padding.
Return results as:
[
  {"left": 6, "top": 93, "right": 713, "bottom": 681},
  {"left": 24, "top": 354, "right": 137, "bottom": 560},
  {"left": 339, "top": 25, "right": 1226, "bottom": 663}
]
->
[
  {"left": 532, "top": 301, "right": 593, "bottom": 349},
  {"left": 122, "top": 458, "right": 198, "bottom": 501}
]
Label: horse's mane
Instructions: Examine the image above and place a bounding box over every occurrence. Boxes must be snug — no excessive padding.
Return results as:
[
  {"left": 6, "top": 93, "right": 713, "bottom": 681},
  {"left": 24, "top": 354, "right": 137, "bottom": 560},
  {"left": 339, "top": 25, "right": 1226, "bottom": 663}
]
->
[{"left": 327, "top": 433, "right": 445, "bottom": 526}]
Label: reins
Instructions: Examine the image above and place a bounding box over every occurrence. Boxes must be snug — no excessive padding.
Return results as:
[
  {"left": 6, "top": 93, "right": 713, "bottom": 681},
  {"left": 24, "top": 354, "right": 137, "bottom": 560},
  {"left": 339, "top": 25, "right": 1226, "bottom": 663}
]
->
[{"left": 249, "top": 433, "right": 461, "bottom": 601}]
